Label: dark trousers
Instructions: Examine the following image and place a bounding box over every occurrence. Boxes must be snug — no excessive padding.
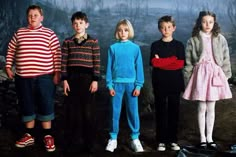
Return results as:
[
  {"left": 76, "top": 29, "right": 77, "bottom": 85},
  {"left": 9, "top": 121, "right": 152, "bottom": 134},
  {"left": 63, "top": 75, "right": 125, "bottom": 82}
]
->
[
  {"left": 64, "top": 73, "right": 96, "bottom": 148},
  {"left": 154, "top": 91, "right": 180, "bottom": 143},
  {"left": 15, "top": 74, "right": 55, "bottom": 122}
]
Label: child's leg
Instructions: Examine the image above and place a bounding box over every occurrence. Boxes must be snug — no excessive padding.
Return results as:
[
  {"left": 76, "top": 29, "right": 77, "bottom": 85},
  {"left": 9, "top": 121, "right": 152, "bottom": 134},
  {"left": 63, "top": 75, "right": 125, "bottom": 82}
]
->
[
  {"left": 167, "top": 93, "right": 180, "bottom": 143},
  {"left": 206, "top": 101, "right": 216, "bottom": 143},
  {"left": 35, "top": 74, "right": 56, "bottom": 152},
  {"left": 154, "top": 92, "right": 168, "bottom": 144},
  {"left": 15, "top": 75, "right": 36, "bottom": 133},
  {"left": 110, "top": 83, "right": 125, "bottom": 139},
  {"left": 124, "top": 83, "right": 140, "bottom": 140},
  {"left": 198, "top": 101, "right": 207, "bottom": 143}
]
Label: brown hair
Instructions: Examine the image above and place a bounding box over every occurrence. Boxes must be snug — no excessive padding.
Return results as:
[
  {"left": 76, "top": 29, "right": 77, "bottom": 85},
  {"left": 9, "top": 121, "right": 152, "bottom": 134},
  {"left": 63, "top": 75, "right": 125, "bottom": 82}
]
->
[
  {"left": 26, "top": 5, "right": 43, "bottom": 16},
  {"left": 192, "top": 11, "right": 220, "bottom": 37},
  {"left": 71, "top": 11, "right": 88, "bottom": 23},
  {"left": 158, "top": 15, "right": 176, "bottom": 29}
]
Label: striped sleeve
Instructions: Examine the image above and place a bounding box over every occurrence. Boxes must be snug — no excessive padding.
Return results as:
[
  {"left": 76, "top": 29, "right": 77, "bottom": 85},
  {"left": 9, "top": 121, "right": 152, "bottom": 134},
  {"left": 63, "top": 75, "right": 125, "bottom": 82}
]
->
[
  {"left": 50, "top": 32, "right": 61, "bottom": 72},
  {"left": 6, "top": 33, "right": 17, "bottom": 68},
  {"left": 92, "top": 39, "right": 100, "bottom": 80}
]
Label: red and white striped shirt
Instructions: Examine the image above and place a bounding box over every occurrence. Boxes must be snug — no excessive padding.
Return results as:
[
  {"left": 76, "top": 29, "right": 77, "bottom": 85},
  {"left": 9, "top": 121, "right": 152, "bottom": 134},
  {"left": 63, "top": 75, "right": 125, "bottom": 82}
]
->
[{"left": 6, "top": 25, "right": 61, "bottom": 77}]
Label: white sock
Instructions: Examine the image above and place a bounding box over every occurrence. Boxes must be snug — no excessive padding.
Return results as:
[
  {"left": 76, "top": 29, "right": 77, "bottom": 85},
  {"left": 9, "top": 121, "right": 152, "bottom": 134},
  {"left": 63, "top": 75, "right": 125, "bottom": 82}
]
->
[
  {"left": 206, "top": 101, "right": 216, "bottom": 143},
  {"left": 198, "top": 101, "right": 207, "bottom": 143}
]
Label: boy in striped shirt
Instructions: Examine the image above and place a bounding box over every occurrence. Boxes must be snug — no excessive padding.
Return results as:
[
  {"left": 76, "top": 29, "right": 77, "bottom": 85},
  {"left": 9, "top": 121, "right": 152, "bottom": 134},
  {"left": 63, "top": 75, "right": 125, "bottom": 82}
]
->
[
  {"left": 61, "top": 11, "right": 100, "bottom": 153},
  {"left": 5, "top": 5, "right": 61, "bottom": 152}
]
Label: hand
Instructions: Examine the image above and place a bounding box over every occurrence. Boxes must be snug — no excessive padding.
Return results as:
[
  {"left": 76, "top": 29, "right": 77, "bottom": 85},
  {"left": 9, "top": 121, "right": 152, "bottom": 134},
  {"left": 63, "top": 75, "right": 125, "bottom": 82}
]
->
[
  {"left": 53, "top": 72, "right": 61, "bottom": 85},
  {"left": 155, "top": 54, "right": 159, "bottom": 58},
  {"left": 109, "top": 89, "right": 115, "bottom": 96},
  {"left": 133, "top": 89, "right": 140, "bottom": 97},
  {"left": 5, "top": 68, "right": 14, "bottom": 79},
  {"left": 63, "top": 80, "right": 70, "bottom": 96},
  {"left": 89, "top": 81, "right": 98, "bottom": 93}
]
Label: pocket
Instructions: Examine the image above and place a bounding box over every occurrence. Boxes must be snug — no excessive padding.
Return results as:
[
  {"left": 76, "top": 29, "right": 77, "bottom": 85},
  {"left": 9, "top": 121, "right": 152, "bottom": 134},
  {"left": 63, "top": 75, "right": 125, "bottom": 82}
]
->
[{"left": 212, "top": 75, "right": 223, "bottom": 87}]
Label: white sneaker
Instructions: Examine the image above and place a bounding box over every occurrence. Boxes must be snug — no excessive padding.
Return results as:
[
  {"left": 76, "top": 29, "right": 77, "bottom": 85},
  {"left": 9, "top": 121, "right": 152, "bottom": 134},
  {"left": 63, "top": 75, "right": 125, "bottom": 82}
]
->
[
  {"left": 157, "top": 143, "right": 166, "bottom": 151},
  {"left": 131, "top": 139, "right": 144, "bottom": 152},
  {"left": 105, "top": 139, "right": 117, "bottom": 152},
  {"left": 170, "top": 143, "right": 180, "bottom": 151}
]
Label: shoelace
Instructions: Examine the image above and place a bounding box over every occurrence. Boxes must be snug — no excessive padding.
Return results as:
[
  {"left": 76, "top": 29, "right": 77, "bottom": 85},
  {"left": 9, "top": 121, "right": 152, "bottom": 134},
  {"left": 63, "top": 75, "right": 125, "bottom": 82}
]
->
[{"left": 19, "top": 135, "right": 30, "bottom": 142}]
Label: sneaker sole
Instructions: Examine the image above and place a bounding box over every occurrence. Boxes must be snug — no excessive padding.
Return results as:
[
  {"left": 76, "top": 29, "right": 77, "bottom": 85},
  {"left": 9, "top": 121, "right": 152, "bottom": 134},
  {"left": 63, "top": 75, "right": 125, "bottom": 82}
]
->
[
  {"left": 171, "top": 148, "right": 180, "bottom": 151},
  {"left": 15, "top": 142, "right": 34, "bottom": 148},
  {"left": 46, "top": 147, "right": 56, "bottom": 152},
  {"left": 105, "top": 147, "right": 117, "bottom": 152}
]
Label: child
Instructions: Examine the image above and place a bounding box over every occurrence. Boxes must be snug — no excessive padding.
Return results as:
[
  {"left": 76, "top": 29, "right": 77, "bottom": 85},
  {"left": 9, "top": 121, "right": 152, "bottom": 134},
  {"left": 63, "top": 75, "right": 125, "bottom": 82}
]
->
[
  {"left": 105, "top": 19, "right": 144, "bottom": 153},
  {"left": 61, "top": 11, "right": 100, "bottom": 153},
  {"left": 150, "top": 16, "right": 185, "bottom": 151},
  {"left": 5, "top": 5, "right": 61, "bottom": 152},
  {"left": 183, "top": 11, "right": 232, "bottom": 150}
]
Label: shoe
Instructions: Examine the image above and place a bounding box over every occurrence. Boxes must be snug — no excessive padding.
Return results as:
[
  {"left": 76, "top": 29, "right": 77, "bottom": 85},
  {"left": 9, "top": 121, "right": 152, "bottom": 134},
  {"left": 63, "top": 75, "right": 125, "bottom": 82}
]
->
[
  {"left": 197, "top": 142, "right": 207, "bottom": 149},
  {"left": 157, "top": 143, "right": 166, "bottom": 151},
  {"left": 15, "top": 133, "right": 35, "bottom": 148},
  {"left": 105, "top": 139, "right": 117, "bottom": 152},
  {"left": 207, "top": 142, "right": 218, "bottom": 150},
  {"left": 130, "top": 139, "right": 144, "bottom": 152},
  {"left": 170, "top": 143, "right": 180, "bottom": 151},
  {"left": 44, "top": 135, "right": 56, "bottom": 152}
]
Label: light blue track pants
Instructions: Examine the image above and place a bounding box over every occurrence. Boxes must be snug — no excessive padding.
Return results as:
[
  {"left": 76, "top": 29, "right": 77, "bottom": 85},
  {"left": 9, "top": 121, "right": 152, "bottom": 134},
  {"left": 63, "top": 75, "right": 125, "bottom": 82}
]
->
[{"left": 109, "top": 83, "right": 140, "bottom": 140}]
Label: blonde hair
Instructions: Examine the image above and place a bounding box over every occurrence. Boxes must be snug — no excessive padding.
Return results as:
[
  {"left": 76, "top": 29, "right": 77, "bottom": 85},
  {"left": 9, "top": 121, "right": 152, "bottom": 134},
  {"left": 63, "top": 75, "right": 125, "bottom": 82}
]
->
[{"left": 114, "top": 19, "right": 134, "bottom": 40}]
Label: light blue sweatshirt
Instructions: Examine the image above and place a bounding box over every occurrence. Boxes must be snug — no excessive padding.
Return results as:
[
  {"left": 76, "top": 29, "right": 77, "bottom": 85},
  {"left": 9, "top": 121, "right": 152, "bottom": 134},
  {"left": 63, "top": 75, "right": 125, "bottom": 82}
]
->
[{"left": 106, "top": 40, "right": 144, "bottom": 90}]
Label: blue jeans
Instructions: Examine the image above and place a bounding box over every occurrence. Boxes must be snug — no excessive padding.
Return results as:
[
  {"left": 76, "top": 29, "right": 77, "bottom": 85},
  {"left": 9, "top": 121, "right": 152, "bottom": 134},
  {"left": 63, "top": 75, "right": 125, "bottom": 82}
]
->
[
  {"left": 109, "top": 83, "right": 140, "bottom": 140},
  {"left": 15, "top": 74, "right": 55, "bottom": 122}
]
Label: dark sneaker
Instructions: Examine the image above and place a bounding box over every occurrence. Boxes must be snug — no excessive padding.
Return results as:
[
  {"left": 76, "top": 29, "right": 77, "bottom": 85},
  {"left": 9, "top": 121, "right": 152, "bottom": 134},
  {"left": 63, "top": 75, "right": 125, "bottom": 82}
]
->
[
  {"left": 44, "top": 135, "right": 56, "bottom": 152},
  {"left": 15, "top": 133, "right": 35, "bottom": 148}
]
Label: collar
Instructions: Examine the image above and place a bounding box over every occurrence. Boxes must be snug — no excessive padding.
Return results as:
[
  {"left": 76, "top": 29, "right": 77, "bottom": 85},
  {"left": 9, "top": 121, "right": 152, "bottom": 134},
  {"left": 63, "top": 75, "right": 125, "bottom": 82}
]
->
[
  {"left": 27, "top": 23, "right": 43, "bottom": 30},
  {"left": 200, "top": 31, "right": 212, "bottom": 38}
]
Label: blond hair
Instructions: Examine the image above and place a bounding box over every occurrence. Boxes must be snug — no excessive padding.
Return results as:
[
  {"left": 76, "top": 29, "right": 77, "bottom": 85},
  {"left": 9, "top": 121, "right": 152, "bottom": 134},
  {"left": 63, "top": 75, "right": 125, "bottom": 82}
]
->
[{"left": 114, "top": 19, "right": 134, "bottom": 40}]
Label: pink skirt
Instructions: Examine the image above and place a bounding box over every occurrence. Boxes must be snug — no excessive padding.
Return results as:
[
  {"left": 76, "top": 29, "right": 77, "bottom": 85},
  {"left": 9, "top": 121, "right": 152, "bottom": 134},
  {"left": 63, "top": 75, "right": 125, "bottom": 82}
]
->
[{"left": 183, "top": 61, "right": 232, "bottom": 101}]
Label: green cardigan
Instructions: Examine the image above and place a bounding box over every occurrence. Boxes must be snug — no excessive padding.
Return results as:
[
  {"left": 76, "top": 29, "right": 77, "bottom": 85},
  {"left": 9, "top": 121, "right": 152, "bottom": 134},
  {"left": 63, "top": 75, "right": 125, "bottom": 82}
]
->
[{"left": 183, "top": 33, "right": 232, "bottom": 84}]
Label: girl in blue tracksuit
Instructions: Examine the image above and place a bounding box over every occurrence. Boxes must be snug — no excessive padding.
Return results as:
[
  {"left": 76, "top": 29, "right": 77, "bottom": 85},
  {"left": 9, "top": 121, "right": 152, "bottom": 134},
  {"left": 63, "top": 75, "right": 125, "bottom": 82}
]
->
[{"left": 105, "top": 19, "right": 144, "bottom": 153}]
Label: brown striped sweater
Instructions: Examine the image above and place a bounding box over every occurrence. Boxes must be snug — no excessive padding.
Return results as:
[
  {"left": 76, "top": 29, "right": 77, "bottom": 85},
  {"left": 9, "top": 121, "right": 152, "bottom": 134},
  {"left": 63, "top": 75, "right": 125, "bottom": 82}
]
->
[{"left": 61, "top": 35, "right": 100, "bottom": 81}]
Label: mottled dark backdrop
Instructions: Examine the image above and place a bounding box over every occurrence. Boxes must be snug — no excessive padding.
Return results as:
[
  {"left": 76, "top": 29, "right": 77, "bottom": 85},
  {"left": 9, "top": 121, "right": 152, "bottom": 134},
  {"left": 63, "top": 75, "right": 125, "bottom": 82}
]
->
[{"left": 0, "top": 0, "right": 236, "bottom": 156}]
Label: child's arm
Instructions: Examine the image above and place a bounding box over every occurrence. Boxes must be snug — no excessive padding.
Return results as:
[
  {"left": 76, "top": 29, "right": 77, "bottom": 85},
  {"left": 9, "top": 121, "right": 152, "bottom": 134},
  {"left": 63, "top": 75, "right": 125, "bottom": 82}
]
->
[
  {"left": 5, "top": 33, "right": 17, "bottom": 79},
  {"left": 221, "top": 36, "right": 232, "bottom": 79},
  {"left": 183, "top": 39, "right": 194, "bottom": 84},
  {"left": 92, "top": 39, "right": 101, "bottom": 81},
  {"left": 160, "top": 59, "right": 184, "bottom": 70},
  {"left": 61, "top": 40, "right": 69, "bottom": 81},
  {"left": 50, "top": 33, "right": 61, "bottom": 84},
  {"left": 151, "top": 56, "right": 177, "bottom": 68},
  {"left": 135, "top": 47, "right": 144, "bottom": 91},
  {"left": 106, "top": 47, "right": 114, "bottom": 91},
  {"left": 106, "top": 48, "right": 116, "bottom": 96},
  {"left": 89, "top": 81, "right": 98, "bottom": 93},
  {"left": 133, "top": 89, "right": 140, "bottom": 96},
  {"left": 109, "top": 89, "right": 116, "bottom": 96},
  {"left": 63, "top": 80, "right": 70, "bottom": 96}
]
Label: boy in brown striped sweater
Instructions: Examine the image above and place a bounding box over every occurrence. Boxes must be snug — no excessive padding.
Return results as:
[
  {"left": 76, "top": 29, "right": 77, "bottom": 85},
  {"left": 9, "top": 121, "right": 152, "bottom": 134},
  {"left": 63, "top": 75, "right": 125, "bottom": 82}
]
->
[{"left": 61, "top": 11, "right": 100, "bottom": 153}]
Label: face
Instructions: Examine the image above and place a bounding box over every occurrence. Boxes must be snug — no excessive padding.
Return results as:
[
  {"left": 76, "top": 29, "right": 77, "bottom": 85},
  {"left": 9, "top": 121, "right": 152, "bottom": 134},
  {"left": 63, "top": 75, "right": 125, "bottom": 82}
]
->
[
  {"left": 27, "top": 9, "right": 43, "bottom": 28},
  {"left": 72, "top": 19, "right": 89, "bottom": 36},
  {"left": 201, "top": 15, "right": 214, "bottom": 34},
  {"left": 159, "top": 22, "right": 176, "bottom": 38},
  {"left": 117, "top": 25, "right": 129, "bottom": 41}
]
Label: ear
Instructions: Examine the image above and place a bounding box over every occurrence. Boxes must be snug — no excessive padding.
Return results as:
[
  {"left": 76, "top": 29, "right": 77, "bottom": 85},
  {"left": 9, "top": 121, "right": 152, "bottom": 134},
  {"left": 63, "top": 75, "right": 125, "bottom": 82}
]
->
[
  {"left": 173, "top": 26, "right": 176, "bottom": 31},
  {"left": 41, "top": 16, "right": 44, "bottom": 22},
  {"left": 86, "top": 22, "right": 89, "bottom": 28}
]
